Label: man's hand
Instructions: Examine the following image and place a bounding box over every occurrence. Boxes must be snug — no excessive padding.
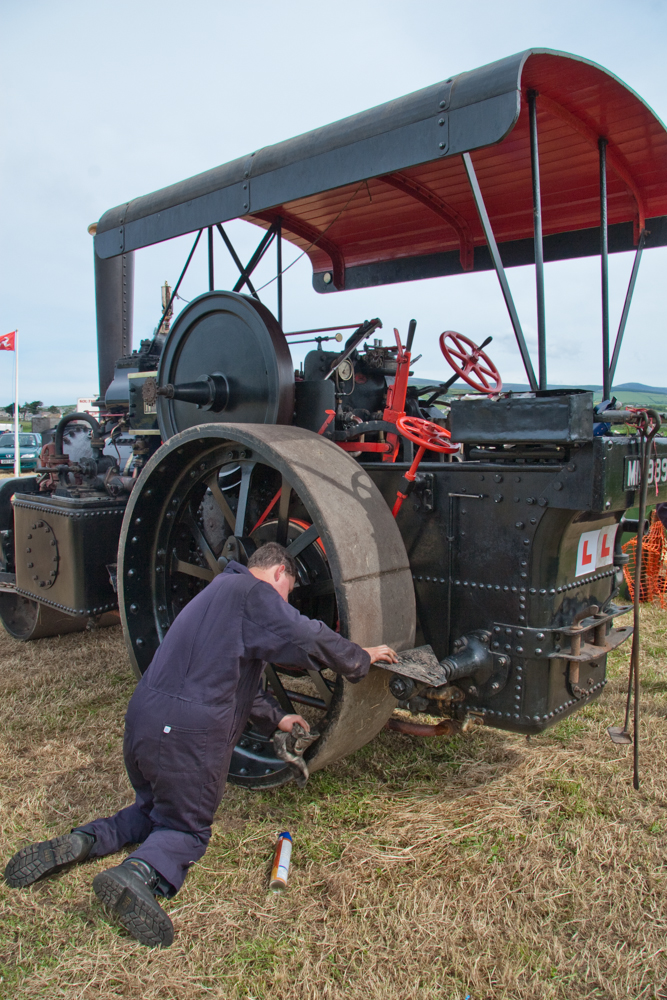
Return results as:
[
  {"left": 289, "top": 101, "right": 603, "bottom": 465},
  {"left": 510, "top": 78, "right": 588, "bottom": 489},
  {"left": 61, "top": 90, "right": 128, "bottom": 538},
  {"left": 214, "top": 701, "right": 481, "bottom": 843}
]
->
[
  {"left": 363, "top": 645, "right": 398, "bottom": 664},
  {"left": 278, "top": 714, "right": 310, "bottom": 733}
]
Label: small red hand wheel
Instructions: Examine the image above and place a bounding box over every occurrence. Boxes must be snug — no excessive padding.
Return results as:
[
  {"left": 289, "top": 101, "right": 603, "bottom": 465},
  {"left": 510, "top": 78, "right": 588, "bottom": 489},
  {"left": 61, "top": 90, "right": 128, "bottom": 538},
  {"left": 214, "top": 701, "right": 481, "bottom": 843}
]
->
[
  {"left": 396, "top": 414, "right": 459, "bottom": 454},
  {"left": 392, "top": 416, "right": 459, "bottom": 517},
  {"left": 439, "top": 330, "right": 502, "bottom": 393}
]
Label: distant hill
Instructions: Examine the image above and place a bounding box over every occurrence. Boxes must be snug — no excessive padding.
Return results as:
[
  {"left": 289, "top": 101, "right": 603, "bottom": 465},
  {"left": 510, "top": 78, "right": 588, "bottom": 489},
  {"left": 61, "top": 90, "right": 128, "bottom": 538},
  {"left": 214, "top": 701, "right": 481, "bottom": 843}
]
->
[
  {"left": 613, "top": 383, "right": 667, "bottom": 395},
  {"left": 407, "top": 378, "right": 667, "bottom": 402},
  {"left": 500, "top": 382, "right": 667, "bottom": 394}
]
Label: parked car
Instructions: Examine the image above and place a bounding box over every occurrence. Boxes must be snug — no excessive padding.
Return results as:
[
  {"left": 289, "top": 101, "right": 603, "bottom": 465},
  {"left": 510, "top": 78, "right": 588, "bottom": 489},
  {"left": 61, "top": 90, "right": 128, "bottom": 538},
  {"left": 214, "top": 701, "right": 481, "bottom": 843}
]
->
[{"left": 0, "top": 433, "right": 41, "bottom": 471}]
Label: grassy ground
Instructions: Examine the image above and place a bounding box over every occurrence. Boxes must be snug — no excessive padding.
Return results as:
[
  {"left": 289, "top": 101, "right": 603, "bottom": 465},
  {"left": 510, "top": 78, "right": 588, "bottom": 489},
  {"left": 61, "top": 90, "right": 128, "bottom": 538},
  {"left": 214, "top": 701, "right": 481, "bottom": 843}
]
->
[{"left": 0, "top": 612, "right": 666, "bottom": 999}]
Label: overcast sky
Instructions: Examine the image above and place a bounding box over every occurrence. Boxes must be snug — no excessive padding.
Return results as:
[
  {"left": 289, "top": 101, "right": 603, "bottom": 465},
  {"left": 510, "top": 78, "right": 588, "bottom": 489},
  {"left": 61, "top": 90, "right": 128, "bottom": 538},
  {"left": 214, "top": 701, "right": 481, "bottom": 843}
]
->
[{"left": 1, "top": 0, "right": 665, "bottom": 406}]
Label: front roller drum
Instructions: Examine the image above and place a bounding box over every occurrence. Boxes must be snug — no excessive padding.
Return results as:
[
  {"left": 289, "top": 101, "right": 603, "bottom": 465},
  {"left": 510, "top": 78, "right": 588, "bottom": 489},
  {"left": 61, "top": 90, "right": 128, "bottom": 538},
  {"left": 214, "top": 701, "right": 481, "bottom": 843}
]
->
[
  {"left": 0, "top": 593, "right": 118, "bottom": 641},
  {"left": 118, "top": 423, "right": 416, "bottom": 786}
]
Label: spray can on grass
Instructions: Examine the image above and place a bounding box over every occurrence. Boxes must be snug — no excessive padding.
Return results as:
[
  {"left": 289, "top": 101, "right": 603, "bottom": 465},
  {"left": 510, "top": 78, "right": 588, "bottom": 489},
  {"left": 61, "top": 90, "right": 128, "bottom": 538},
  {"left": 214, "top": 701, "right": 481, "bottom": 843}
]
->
[{"left": 269, "top": 832, "right": 292, "bottom": 891}]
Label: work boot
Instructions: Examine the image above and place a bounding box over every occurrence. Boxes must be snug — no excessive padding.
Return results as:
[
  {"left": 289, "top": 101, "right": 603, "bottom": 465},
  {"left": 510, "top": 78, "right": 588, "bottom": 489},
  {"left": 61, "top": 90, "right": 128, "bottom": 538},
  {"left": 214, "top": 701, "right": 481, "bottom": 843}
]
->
[
  {"left": 4, "top": 831, "right": 95, "bottom": 888},
  {"left": 93, "top": 859, "right": 174, "bottom": 948}
]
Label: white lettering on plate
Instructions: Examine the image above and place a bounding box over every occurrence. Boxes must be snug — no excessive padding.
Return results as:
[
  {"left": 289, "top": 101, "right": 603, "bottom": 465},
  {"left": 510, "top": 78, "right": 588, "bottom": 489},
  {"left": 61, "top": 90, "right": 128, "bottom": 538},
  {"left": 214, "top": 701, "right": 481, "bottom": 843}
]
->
[
  {"left": 647, "top": 458, "right": 667, "bottom": 486},
  {"left": 626, "top": 459, "right": 641, "bottom": 488}
]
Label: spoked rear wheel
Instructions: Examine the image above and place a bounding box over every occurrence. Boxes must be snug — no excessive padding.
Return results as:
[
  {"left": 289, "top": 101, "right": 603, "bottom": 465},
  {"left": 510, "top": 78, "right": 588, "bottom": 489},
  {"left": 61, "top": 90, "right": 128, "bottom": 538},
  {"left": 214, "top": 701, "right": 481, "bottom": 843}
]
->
[{"left": 119, "top": 423, "right": 416, "bottom": 787}]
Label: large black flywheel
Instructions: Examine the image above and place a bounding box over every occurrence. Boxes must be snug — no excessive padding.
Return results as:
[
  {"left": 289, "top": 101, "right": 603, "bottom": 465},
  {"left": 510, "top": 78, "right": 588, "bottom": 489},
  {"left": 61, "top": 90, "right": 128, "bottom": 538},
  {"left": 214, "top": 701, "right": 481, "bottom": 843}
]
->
[
  {"left": 156, "top": 291, "right": 294, "bottom": 438},
  {"left": 119, "top": 423, "right": 416, "bottom": 787}
]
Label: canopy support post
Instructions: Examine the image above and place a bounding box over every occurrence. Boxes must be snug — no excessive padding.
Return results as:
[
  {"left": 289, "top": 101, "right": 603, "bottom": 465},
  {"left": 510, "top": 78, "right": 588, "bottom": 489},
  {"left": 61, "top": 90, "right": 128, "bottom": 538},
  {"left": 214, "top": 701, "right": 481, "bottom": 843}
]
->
[
  {"left": 609, "top": 230, "right": 645, "bottom": 386},
  {"left": 529, "top": 91, "right": 547, "bottom": 390},
  {"left": 276, "top": 217, "right": 283, "bottom": 327},
  {"left": 600, "top": 138, "right": 611, "bottom": 400},
  {"left": 149, "top": 230, "right": 202, "bottom": 353},
  {"left": 207, "top": 226, "right": 214, "bottom": 291},
  {"left": 462, "top": 152, "right": 538, "bottom": 391}
]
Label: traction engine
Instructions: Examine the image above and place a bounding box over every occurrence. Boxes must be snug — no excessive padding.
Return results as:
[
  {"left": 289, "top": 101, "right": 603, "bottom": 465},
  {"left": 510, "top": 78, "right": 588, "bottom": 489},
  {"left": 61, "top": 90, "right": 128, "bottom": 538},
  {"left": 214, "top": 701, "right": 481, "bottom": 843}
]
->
[
  {"left": 2, "top": 46, "right": 667, "bottom": 786},
  {"left": 1, "top": 288, "right": 663, "bottom": 786}
]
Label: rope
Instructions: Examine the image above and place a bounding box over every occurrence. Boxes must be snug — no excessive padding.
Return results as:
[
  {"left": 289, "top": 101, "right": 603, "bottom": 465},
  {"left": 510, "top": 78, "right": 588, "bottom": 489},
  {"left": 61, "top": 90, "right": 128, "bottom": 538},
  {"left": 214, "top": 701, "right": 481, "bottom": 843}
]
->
[{"left": 255, "top": 183, "right": 364, "bottom": 292}]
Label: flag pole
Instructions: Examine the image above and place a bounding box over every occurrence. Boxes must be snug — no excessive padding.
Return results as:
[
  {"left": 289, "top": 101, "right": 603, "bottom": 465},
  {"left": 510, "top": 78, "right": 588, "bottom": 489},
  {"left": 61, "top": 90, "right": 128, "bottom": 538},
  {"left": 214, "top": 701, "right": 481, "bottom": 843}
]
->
[{"left": 13, "top": 329, "right": 20, "bottom": 478}]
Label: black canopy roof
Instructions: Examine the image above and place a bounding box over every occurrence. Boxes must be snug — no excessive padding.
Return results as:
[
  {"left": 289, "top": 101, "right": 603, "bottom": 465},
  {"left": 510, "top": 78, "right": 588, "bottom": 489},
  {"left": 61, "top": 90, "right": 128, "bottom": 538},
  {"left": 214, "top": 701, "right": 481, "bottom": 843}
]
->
[{"left": 94, "top": 48, "right": 667, "bottom": 293}]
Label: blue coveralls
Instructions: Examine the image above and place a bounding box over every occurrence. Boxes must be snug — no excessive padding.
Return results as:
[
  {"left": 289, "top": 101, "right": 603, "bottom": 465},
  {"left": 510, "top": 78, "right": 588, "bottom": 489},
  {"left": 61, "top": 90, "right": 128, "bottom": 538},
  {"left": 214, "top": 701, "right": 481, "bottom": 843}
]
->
[{"left": 78, "top": 561, "right": 370, "bottom": 893}]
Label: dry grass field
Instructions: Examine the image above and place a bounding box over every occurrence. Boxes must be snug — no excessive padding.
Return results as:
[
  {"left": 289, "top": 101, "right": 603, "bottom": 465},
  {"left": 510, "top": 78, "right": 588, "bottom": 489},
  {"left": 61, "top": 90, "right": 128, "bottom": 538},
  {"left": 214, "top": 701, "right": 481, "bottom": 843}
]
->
[{"left": 1, "top": 611, "right": 666, "bottom": 1000}]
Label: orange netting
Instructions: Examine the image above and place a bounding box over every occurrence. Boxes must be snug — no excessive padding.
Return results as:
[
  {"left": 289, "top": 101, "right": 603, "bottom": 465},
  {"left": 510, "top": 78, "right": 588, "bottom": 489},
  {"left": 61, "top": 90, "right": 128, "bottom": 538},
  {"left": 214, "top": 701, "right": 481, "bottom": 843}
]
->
[{"left": 622, "top": 511, "right": 667, "bottom": 607}]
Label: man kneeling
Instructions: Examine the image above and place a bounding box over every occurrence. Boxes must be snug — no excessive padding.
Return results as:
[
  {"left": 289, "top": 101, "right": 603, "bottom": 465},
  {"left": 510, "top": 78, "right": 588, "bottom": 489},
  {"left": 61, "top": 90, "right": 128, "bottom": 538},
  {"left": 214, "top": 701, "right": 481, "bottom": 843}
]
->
[{"left": 4, "top": 542, "right": 396, "bottom": 947}]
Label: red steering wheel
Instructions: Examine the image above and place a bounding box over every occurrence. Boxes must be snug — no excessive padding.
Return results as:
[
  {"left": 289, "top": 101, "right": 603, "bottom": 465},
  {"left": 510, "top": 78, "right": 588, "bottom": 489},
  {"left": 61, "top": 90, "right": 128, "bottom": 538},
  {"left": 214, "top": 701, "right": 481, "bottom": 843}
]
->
[
  {"left": 439, "top": 330, "right": 502, "bottom": 393},
  {"left": 396, "top": 414, "right": 459, "bottom": 454}
]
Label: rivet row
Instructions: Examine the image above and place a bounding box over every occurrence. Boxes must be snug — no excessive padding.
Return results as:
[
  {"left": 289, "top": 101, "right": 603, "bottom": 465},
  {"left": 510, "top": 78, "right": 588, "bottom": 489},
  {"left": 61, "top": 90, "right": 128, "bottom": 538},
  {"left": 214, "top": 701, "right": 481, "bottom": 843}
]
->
[{"left": 14, "top": 586, "right": 117, "bottom": 616}]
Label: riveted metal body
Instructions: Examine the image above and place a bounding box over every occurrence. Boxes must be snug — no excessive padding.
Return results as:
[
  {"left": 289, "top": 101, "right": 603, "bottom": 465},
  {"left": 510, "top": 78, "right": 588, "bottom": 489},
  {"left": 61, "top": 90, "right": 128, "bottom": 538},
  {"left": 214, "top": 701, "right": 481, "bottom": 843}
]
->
[
  {"left": 12, "top": 493, "right": 126, "bottom": 617},
  {"left": 366, "top": 429, "right": 667, "bottom": 734},
  {"left": 449, "top": 389, "right": 594, "bottom": 444}
]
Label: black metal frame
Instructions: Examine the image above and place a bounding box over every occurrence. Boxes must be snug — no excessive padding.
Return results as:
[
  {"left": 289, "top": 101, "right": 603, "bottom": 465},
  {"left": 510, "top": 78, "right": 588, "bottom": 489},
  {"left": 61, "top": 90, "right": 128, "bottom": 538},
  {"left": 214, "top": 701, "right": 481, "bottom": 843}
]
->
[
  {"left": 312, "top": 217, "right": 666, "bottom": 292},
  {"left": 609, "top": 230, "right": 645, "bottom": 386},
  {"left": 149, "top": 220, "right": 288, "bottom": 347},
  {"left": 208, "top": 227, "right": 214, "bottom": 292},
  {"left": 151, "top": 229, "right": 203, "bottom": 351},
  {"left": 529, "top": 91, "right": 547, "bottom": 390},
  {"left": 276, "top": 218, "right": 283, "bottom": 327},
  {"left": 456, "top": 122, "right": 648, "bottom": 398},
  {"left": 600, "top": 138, "right": 611, "bottom": 400},
  {"left": 462, "top": 152, "right": 538, "bottom": 391},
  {"left": 149, "top": 139, "right": 652, "bottom": 398},
  {"left": 94, "top": 48, "right": 664, "bottom": 398},
  {"left": 94, "top": 49, "right": 666, "bottom": 271}
]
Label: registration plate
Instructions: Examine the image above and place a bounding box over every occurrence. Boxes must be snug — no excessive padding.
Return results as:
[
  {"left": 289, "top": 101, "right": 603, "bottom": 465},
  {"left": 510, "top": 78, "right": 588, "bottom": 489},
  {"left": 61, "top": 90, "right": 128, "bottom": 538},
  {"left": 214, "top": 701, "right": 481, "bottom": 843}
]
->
[{"left": 624, "top": 455, "right": 667, "bottom": 490}]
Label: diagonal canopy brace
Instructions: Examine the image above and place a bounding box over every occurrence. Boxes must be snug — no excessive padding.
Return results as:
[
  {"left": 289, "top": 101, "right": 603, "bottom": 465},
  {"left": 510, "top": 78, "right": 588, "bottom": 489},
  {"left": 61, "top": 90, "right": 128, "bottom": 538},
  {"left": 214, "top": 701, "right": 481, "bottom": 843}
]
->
[
  {"left": 216, "top": 219, "right": 280, "bottom": 299},
  {"left": 462, "top": 152, "right": 538, "bottom": 391},
  {"left": 609, "top": 230, "right": 646, "bottom": 387}
]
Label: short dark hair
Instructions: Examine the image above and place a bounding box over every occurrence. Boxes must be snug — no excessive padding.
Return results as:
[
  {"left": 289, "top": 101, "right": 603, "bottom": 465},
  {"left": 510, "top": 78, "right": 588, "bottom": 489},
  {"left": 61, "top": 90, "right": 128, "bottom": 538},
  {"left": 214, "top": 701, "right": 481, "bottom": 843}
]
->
[{"left": 248, "top": 541, "right": 298, "bottom": 579}]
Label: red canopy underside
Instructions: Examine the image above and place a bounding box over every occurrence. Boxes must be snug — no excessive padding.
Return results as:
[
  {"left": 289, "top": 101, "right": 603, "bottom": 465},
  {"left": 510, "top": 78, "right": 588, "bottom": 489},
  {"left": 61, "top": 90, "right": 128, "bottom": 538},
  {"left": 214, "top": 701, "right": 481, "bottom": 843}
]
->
[{"left": 247, "top": 53, "right": 667, "bottom": 279}]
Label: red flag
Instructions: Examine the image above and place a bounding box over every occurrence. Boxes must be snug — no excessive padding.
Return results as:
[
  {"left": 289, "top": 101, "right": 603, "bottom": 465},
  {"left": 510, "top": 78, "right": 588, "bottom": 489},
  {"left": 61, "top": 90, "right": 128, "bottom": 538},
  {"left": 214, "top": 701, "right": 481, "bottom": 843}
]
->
[{"left": 0, "top": 331, "right": 16, "bottom": 351}]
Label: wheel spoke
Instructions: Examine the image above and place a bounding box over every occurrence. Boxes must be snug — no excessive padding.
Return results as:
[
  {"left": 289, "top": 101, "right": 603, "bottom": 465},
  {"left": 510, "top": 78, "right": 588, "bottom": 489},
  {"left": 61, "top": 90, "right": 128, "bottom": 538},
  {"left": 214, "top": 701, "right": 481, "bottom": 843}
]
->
[
  {"left": 276, "top": 477, "right": 292, "bottom": 547},
  {"left": 206, "top": 473, "right": 236, "bottom": 530},
  {"left": 263, "top": 663, "right": 296, "bottom": 714},
  {"left": 234, "top": 462, "right": 256, "bottom": 536},
  {"left": 293, "top": 578, "right": 335, "bottom": 599},
  {"left": 182, "top": 509, "right": 223, "bottom": 575},
  {"left": 252, "top": 488, "right": 281, "bottom": 532},
  {"left": 457, "top": 334, "right": 476, "bottom": 351},
  {"left": 307, "top": 668, "right": 333, "bottom": 706},
  {"left": 450, "top": 335, "right": 469, "bottom": 352},
  {"left": 287, "top": 523, "right": 320, "bottom": 558},
  {"left": 282, "top": 690, "right": 327, "bottom": 710},
  {"left": 172, "top": 556, "right": 215, "bottom": 582}
]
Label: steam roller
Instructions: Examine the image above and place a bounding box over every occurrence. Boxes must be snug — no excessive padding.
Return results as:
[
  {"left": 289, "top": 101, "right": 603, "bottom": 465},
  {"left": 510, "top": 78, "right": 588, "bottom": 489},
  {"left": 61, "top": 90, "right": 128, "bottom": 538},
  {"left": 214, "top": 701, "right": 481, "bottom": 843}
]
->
[{"left": 3, "top": 48, "right": 667, "bottom": 788}]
